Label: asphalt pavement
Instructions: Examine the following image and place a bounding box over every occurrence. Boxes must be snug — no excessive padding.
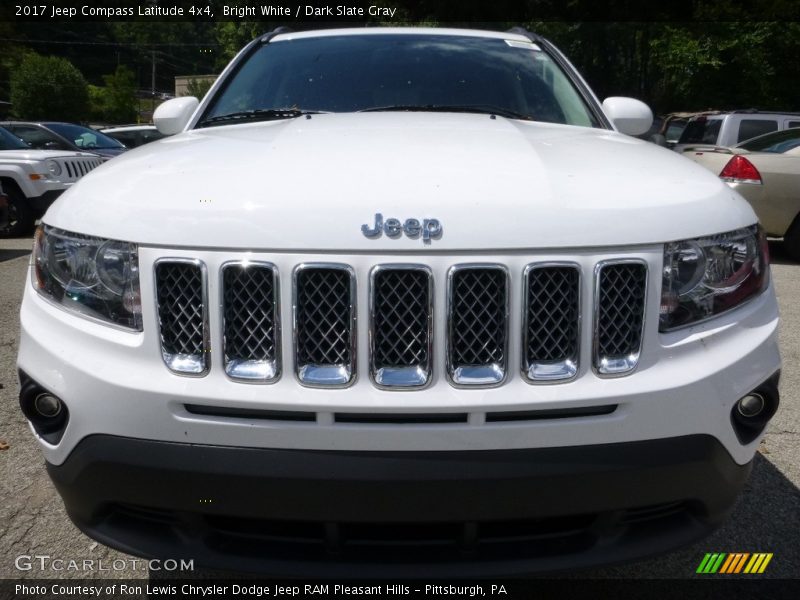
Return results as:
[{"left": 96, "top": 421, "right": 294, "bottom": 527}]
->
[{"left": 0, "top": 236, "right": 797, "bottom": 581}]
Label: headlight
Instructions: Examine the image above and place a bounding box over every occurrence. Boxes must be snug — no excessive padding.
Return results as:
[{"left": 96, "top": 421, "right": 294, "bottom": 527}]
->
[
  {"left": 45, "top": 159, "right": 62, "bottom": 178},
  {"left": 660, "top": 225, "right": 769, "bottom": 331},
  {"left": 32, "top": 226, "right": 142, "bottom": 330}
]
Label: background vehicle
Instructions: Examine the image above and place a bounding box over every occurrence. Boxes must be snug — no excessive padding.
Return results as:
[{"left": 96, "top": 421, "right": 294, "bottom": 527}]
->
[
  {"left": 673, "top": 110, "right": 800, "bottom": 153},
  {"left": 0, "top": 181, "right": 8, "bottom": 231},
  {"left": 19, "top": 28, "right": 779, "bottom": 576},
  {"left": 682, "top": 127, "right": 800, "bottom": 261},
  {"left": 0, "top": 125, "right": 102, "bottom": 237},
  {"left": 639, "top": 112, "right": 693, "bottom": 147},
  {"left": 100, "top": 124, "right": 167, "bottom": 148},
  {"left": 0, "top": 121, "right": 126, "bottom": 159}
]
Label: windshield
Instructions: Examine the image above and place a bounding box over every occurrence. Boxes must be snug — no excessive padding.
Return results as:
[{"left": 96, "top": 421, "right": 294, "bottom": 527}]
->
[
  {"left": 738, "top": 128, "right": 800, "bottom": 153},
  {"left": 201, "top": 34, "right": 599, "bottom": 127},
  {"left": 0, "top": 127, "right": 28, "bottom": 150},
  {"left": 45, "top": 123, "right": 125, "bottom": 150}
]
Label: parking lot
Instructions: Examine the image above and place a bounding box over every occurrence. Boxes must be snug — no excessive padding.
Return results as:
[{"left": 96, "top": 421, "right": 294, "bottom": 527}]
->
[{"left": 0, "top": 235, "right": 798, "bottom": 580}]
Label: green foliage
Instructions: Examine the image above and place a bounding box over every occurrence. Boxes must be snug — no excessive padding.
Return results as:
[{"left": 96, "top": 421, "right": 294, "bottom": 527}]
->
[
  {"left": 183, "top": 78, "right": 214, "bottom": 99},
  {"left": 527, "top": 20, "right": 800, "bottom": 114},
  {"left": 102, "top": 65, "right": 138, "bottom": 123},
  {"left": 4, "top": 12, "right": 800, "bottom": 120},
  {"left": 10, "top": 53, "right": 89, "bottom": 121},
  {"left": 87, "top": 66, "right": 137, "bottom": 124},
  {"left": 88, "top": 85, "right": 106, "bottom": 121},
  {"left": 214, "top": 21, "right": 263, "bottom": 66}
]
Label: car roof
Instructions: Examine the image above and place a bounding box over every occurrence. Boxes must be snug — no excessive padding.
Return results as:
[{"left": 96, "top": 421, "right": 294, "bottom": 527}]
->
[
  {"left": 687, "top": 110, "right": 800, "bottom": 121},
  {"left": 271, "top": 27, "right": 533, "bottom": 43},
  {"left": 1, "top": 121, "right": 79, "bottom": 127},
  {"left": 101, "top": 125, "right": 157, "bottom": 133}
]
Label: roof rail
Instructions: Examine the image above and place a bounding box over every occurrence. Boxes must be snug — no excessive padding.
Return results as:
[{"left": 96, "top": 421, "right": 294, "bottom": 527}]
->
[
  {"left": 505, "top": 26, "right": 544, "bottom": 43},
  {"left": 729, "top": 109, "right": 800, "bottom": 116},
  {"left": 260, "top": 26, "right": 292, "bottom": 44}
]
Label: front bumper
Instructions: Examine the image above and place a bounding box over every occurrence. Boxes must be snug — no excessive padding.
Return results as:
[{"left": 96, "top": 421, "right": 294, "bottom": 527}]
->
[{"left": 50, "top": 433, "right": 750, "bottom": 576}]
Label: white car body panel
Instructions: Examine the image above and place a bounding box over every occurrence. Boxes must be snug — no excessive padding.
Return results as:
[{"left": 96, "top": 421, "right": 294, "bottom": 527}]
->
[{"left": 45, "top": 113, "right": 756, "bottom": 250}]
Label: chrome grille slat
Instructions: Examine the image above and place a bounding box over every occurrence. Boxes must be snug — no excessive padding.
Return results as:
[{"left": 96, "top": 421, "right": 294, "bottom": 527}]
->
[
  {"left": 370, "top": 265, "right": 433, "bottom": 389},
  {"left": 447, "top": 265, "right": 508, "bottom": 387},
  {"left": 154, "top": 260, "right": 209, "bottom": 376},
  {"left": 523, "top": 264, "right": 581, "bottom": 382},
  {"left": 222, "top": 262, "right": 280, "bottom": 382},
  {"left": 594, "top": 260, "right": 647, "bottom": 376},
  {"left": 294, "top": 264, "right": 356, "bottom": 387}
]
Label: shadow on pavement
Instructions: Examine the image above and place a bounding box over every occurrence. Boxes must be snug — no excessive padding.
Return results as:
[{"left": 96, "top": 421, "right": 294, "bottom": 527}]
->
[
  {"left": 768, "top": 239, "right": 797, "bottom": 266},
  {"left": 0, "top": 249, "right": 30, "bottom": 263}
]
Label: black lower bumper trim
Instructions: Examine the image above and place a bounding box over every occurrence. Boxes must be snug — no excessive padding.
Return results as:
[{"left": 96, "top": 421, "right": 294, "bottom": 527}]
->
[{"left": 47, "top": 435, "right": 751, "bottom": 576}]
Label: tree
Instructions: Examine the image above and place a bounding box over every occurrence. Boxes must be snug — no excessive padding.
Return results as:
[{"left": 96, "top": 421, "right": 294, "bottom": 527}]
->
[
  {"left": 10, "top": 53, "right": 89, "bottom": 121},
  {"left": 101, "top": 65, "right": 137, "bottom": 123},
  {"left": 182, "top": 77, "right": 214, "bottom": 100}
]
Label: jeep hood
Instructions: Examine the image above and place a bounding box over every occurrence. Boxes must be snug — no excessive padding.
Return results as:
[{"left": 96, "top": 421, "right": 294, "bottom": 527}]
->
[{"left": 44, "top": 113, "right": 756, "bottom": 251}]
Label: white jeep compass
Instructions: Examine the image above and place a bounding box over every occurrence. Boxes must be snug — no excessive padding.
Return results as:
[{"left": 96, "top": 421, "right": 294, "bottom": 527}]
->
[{"left": 18, "top": 28, "right": 780, "bottom": 576}]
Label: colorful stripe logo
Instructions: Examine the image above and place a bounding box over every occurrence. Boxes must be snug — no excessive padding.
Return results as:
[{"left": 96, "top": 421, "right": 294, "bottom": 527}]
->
[{"left": 696, "top": 553, "right": 773, "bottom": 574}]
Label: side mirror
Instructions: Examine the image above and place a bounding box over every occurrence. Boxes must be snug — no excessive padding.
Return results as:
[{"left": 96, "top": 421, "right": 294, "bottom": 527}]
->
[
  {"left": 154, "top": 97, "right": 199, "bottom": 135},
  {"left": 602, "top": 97, "right": 653, "bottom": 137}
]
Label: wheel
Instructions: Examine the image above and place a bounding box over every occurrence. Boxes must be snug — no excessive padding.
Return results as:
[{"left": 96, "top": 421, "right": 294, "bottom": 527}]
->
[
  {"left": 0, "top": 186, "right": 35, "bottom": 238},
  {"left": 784, "top": 214, "right": 800, "bottom": 263}
]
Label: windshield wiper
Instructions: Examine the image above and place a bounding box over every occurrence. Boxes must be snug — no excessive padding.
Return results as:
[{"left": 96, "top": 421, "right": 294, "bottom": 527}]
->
[
  {"left": 198, "top": 108, "right": 323, "bottom": 127},
  {"left": 359, "top": 104, "right": 534, "bottom": 121}
]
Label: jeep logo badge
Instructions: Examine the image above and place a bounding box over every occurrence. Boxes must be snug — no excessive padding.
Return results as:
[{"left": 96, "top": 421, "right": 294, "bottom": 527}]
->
[{"left": 361, "top": 213, "right": 442, "bottom": 244}]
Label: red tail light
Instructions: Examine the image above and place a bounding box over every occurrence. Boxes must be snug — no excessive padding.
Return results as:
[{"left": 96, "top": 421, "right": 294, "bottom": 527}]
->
[{"left": 719, "top": 155, "right": 762, "bottom": 184}]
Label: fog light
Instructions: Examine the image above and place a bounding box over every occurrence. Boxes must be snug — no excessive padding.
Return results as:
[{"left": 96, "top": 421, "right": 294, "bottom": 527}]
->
[
  {"left": 730, "top": 372, "right": 780, "bottom": 445},
  {"left": 34, "top": 393, "right": 62, "bottom": 418},
  {"left": 737, "top": 393, "right": 765, "bottom": 418},
  {"left": 18, "top": 372, "right": 70, "bottom": 444}
]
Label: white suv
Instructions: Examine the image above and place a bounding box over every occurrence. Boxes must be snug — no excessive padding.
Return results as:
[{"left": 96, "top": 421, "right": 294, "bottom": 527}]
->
[
  {"left": 0, "top": 126, "right": 103, "bottom": 237},
  {"left": 18, "top": 28, "right": 780, "bottom": 575}
]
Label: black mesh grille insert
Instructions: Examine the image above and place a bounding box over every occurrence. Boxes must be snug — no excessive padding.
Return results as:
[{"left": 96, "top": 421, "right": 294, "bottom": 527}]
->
[
  {"left": 373, "top": 269, "right": 430, "bottom": 368},
  {"left": 295, "top": 268, "right": 352, "bottom": 366},
  {"left": 597, "top": 263, "right": 647, "bottom": 359},
  {"left": 223, "top": 265, "right": 277, "bottom": 364},
  {"left": 450, "top": 268, "right": 507, "bottom": 367},
  {"left": 155, "top": 262, "right": 205, "bottom": 358},
  {"left": 526, "top": 266, "right": 580, "bottom": 363}
]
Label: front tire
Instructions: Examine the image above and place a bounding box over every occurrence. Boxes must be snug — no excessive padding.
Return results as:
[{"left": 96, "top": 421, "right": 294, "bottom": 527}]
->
[
  {"left": 784, "top": 214, "right": 800, "bottom": 263},
  {"left": 0, "top": 187, "right": 35, "bottom": 238}
]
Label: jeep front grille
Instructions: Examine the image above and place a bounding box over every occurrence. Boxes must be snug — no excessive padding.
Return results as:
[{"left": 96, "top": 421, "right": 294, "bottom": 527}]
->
[
  {"left": 152, "top": 256, "right": 650, "bottom": 387},
  {"left": 594, "top": 260, "right": 647, "bottom": 376},
  {"left": 293, "top": 264, "right": 356, "bottom": 387},
  {"left": 222, "top": 262, "right": 280, "bottom": 382},
  {"left": 523, "top": 264, "right": 581, "bottom": 382},
  {"left": 370, "top": 266, "right": 433, "bottom": 389},
  {"left": 154, "top": 260, "right": 208, "bottom": 376},
  {"left": 447, "top": 265, "right": 508, "bottom": 387},
  {"left": 61, "top": 157, "right": 102, "bottom": 181}
]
